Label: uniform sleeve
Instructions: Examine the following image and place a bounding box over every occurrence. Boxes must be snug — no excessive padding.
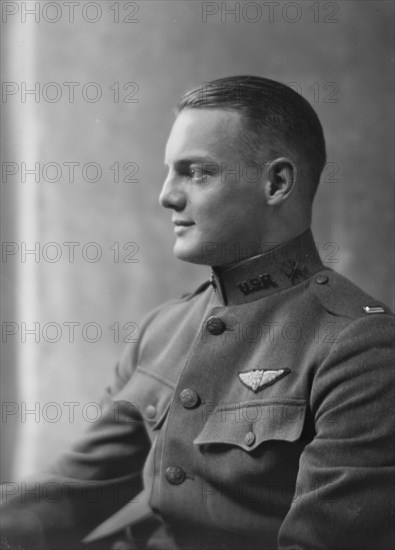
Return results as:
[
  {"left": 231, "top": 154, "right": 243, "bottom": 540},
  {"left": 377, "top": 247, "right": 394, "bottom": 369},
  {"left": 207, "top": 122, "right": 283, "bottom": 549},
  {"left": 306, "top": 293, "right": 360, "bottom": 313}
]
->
[
  {"left": 278, "top": 314, "right": 395, "bottom": 550},
  {"left": 0, "top": 307, "right": 162, "bottom": 550}
]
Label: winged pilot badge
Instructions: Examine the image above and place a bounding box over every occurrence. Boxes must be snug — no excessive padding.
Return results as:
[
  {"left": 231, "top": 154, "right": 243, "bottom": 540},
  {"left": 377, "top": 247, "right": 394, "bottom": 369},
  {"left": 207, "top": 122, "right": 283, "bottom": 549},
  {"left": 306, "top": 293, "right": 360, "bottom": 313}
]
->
[{"left": 238, "top": 369, "right": 290, "bottom": 392}]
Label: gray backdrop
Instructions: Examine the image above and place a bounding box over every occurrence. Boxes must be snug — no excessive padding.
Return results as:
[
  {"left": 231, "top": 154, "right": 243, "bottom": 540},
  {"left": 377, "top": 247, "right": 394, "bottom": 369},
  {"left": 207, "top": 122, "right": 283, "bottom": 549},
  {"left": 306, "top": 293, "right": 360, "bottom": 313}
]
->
[{"left": 1, "top": 0, "right": 394, "bottom": 481}]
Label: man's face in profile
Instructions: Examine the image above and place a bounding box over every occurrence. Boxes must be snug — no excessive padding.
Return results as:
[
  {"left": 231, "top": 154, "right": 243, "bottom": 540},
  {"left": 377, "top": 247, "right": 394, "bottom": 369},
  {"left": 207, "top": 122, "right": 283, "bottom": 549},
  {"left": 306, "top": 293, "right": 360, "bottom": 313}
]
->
[{"left": 160, "top": 108, "right": 270, "bottom": 266}]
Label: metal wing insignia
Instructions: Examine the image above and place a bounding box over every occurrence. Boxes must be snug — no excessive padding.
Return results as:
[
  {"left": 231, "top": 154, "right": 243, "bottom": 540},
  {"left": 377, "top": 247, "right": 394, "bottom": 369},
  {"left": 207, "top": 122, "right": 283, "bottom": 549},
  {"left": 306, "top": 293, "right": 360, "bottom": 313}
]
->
[
  {"left": 239, "top": 370, "right": 264, "bottom": 392},
  {"left": 238, "top": 369, "right": 290, "bottom": 392}
]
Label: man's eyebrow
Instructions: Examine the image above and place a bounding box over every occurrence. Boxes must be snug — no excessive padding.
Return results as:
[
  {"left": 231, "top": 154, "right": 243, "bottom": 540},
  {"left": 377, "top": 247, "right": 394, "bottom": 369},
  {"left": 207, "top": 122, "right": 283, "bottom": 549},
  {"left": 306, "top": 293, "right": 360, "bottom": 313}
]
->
[{"left": 164, "top": 156, "right": 219, "bottom": 168}]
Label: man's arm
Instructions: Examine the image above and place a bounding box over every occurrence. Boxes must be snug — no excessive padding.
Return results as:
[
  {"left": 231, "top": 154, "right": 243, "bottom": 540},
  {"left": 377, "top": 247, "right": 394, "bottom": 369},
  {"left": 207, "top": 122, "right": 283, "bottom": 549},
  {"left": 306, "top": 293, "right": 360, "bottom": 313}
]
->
[
  {"left": 278, "top": 314, "right": 395, "bottom": 550},
  {"left": 0, "top": 318, "right": 155, "bottom": 549}
]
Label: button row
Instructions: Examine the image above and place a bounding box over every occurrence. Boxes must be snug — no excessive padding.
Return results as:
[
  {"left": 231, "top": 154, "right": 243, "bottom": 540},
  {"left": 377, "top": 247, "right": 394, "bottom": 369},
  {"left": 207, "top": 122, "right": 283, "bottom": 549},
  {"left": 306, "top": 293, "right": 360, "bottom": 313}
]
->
[
  {"left": 166, "top": 387, "right": 197, "bottom": 487},
  {"left": 168, "top": 384, "right": 200, "bottom": 488}
]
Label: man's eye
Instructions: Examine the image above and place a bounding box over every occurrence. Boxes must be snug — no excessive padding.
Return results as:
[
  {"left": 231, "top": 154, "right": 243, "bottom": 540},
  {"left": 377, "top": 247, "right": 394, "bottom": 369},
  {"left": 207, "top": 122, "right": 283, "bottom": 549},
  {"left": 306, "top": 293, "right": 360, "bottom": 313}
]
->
[{"left": 189, "top": 167, "right": 208, "bottom": 183}]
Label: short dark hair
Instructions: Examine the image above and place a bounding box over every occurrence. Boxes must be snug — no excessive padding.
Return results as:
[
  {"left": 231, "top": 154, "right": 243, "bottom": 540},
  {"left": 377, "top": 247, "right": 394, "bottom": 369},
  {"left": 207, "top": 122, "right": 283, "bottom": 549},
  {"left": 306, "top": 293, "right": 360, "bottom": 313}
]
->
[{"left": 176, "top": 75, "right": 326, "bottom": 198}]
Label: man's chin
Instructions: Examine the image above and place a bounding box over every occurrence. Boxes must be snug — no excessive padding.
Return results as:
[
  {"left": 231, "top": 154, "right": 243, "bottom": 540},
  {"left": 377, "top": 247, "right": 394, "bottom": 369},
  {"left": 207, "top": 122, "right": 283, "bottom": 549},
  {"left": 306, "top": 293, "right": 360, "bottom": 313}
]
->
[{"left": 173, "top": 241, "right": 211, "bottom": 265}]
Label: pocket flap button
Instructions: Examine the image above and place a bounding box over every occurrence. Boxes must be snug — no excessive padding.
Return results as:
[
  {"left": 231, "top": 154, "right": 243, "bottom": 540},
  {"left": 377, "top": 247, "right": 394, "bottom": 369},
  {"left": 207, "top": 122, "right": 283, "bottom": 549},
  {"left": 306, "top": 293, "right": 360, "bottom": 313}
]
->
[{"left": 244, "top": 431, "right": 256, "bottom": 447}]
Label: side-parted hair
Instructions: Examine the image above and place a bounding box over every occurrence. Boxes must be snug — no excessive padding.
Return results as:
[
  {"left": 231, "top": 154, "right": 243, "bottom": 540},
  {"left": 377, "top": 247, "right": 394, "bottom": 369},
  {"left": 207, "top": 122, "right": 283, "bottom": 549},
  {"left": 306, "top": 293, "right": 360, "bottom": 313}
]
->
[{"left": 176, "top": 75, "right": 326, "bottom": 198}]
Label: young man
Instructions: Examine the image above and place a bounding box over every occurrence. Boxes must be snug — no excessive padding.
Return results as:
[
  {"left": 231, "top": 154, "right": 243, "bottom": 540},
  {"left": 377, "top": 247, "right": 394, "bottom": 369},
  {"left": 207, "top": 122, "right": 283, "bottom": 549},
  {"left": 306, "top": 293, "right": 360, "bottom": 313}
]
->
[{"left": 1, "top": 76, "right": 394, "bottom": 550}]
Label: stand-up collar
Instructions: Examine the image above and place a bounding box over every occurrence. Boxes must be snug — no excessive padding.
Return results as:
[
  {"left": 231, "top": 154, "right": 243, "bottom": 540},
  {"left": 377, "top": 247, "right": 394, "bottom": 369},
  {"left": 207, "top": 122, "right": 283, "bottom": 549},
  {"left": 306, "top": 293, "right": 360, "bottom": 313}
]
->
[{"left": 210, "top": 229, "right": 323, "bottom": 305}]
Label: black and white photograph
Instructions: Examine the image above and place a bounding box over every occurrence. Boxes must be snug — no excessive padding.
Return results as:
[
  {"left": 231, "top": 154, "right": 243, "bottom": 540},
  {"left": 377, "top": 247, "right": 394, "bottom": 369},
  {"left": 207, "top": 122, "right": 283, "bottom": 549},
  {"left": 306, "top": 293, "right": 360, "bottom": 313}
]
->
[{"left": 1, "top": 1, "right": 394, "bottom": 549}]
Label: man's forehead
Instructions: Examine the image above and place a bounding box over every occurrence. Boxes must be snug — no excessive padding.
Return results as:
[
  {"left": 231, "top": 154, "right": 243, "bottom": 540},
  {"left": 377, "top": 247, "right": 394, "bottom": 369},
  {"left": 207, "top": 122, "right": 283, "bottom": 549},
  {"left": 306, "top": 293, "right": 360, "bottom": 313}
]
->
[{"left": 164, "top": 108, "right": 245, "bottom": 164}]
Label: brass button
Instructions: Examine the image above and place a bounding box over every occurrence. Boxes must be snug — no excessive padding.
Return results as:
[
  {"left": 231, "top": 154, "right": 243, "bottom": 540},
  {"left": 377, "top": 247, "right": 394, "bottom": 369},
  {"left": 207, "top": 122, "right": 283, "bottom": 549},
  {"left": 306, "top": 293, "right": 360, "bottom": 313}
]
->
[
  {"left": 145, "top": 405, "right": 156, "bottom": 419},
  {"left": 244, "top": 431, "right": 256, "bottom": 446},
  {"left": 315, "top": 274, "right": 329, "bottom": 285},
  {"left": 179, "top": 388, "right": 199, "bottom": 409},
  {"left": 206, "top": 316, "right": 226, "bottom": 335},
  {"left": 165, "top": 466, "right": 186, "bottom": 485}
]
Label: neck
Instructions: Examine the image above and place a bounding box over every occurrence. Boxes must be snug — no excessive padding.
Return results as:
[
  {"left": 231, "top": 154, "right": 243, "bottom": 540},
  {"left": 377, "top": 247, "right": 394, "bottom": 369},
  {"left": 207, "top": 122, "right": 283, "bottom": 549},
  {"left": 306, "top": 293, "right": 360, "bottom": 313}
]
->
[
  {"left": 210, "top": 228, "right": 323, "bottom": 305},
  {"left": 210, "top": 224, "right": 311, "bottom": 268}
]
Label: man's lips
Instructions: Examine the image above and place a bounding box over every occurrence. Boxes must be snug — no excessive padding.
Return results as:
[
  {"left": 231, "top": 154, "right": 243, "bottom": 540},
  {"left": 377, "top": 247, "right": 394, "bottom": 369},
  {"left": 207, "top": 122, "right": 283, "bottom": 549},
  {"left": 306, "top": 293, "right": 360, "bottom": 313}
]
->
[
  {"left": 172, "top": 219, "right": 195, "bottom": 234},
  {"left": 172, "top": 220, "right": 195, "bottom": 226}
]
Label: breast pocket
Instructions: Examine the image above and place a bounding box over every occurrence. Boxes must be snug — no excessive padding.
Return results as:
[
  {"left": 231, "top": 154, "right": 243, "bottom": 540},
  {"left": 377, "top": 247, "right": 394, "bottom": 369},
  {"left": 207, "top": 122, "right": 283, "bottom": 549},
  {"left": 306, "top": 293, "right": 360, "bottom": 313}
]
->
[
  {"left": 194, "top": 399, "right": 307, "bottom": 452},
  {"left": 191, "top": 400, "right": 307, "bottom": 536}
]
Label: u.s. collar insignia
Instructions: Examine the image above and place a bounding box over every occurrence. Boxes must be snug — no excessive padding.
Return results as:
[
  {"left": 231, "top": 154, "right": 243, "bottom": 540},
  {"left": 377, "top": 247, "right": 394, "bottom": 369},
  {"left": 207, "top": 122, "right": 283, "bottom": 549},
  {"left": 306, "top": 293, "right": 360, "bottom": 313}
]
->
[
  {"left": 237, "top": 273, "right": 278, "bottom": 296},
  {"left": 238, "top": 369, "right": 290, "bottom": 392}
]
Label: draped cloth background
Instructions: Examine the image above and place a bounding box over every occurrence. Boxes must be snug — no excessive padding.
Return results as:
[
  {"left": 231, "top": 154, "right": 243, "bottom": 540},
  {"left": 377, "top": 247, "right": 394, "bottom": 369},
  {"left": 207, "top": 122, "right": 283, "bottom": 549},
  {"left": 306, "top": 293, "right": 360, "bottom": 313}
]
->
[{"left": 1, "top": 0, "right": 393, "bottom": 481}]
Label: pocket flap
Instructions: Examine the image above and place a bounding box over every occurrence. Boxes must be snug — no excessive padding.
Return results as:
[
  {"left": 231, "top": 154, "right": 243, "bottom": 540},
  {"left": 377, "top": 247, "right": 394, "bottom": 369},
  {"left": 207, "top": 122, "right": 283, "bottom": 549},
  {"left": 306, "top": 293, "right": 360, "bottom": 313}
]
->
[
  {"left": 115, "top": 366, "right": 174, "bottom": 430},
  {"left": 194, "top": 400, "right": 306, "bottom": 452}
]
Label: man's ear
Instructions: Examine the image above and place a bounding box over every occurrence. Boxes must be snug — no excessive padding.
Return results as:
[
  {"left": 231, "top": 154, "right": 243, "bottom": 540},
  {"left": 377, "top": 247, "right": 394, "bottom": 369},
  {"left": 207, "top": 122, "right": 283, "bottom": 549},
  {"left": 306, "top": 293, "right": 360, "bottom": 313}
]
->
[{"left": 264, "top": 158, "right": 296, "bottom": 205}]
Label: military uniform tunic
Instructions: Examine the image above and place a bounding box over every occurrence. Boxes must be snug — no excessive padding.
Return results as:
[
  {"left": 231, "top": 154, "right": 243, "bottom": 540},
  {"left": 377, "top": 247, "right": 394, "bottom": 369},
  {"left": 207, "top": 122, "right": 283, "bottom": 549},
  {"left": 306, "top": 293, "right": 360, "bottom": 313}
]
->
[{"left": 1, "top": 230, "right": 394, "bottom": 550}]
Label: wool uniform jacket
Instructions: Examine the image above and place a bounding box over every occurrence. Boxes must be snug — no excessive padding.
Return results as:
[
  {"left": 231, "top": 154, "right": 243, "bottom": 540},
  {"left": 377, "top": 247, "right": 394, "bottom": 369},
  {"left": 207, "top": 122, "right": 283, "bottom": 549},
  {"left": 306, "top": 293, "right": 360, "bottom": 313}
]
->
[{"left": 1, "top": 230, "right": 394, "bottom": 550}]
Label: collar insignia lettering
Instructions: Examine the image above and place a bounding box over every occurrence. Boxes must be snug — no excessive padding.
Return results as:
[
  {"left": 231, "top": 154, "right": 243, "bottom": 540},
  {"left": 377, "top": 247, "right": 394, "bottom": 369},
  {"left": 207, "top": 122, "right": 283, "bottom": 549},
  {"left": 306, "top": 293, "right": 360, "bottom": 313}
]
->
[
  {"left": 237, "top": 273, "right": 278, "bottom": 295},
  {"left": 238, "top": 368, "right": 290, "bottom": 392}
]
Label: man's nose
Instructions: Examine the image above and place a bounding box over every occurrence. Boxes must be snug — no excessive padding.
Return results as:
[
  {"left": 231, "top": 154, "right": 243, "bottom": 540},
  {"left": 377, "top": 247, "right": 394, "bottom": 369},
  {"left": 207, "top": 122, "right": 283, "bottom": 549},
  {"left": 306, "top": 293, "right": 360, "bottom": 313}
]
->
[{"left": 159, "top": 175, "right": 186, "bottom": 211}]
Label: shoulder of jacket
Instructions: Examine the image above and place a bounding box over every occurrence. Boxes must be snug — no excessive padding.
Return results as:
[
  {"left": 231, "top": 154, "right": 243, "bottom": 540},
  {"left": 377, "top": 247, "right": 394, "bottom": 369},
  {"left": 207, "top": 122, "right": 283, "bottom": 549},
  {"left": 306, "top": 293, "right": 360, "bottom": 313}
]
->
[
  {"left": 310, "top": 268, "right": 393, "bottom": 320},
  {"left": 133, "top": 280, "right": 211, "bottom": 348},
  {"left": 178, "top": 279, "right": 212, "bottom": 300},
  {"left": 138, "top": 279, "right": 211, "bottom": 328}
]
